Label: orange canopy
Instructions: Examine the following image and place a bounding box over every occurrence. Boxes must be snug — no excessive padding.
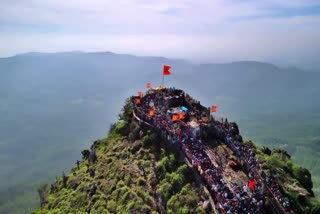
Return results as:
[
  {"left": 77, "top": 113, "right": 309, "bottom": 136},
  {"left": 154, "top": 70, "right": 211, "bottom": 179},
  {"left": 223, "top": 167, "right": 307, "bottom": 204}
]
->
[
  {"left": 172, "top": 114, "right": 179, "bottom": 121},
  {"left": 149, "top": 109, "right": 155, "bottom": 117},
  {"left": 179, "top": 112, "right": 185, "bottom": 119}
]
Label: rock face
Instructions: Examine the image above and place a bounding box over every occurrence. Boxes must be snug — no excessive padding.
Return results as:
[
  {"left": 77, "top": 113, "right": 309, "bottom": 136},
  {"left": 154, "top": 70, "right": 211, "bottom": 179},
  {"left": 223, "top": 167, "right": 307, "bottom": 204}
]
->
[{"left": 33, "top": 88, "right": 320, "bottom": 214}]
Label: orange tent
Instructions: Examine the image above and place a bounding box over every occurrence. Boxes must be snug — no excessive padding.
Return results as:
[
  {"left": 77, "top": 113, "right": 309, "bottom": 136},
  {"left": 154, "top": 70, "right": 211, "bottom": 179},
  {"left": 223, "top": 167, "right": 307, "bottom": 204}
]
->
[
  {"left": 179, "top": 112, "right": 185, "bottom": 119},
  {"left": 172, "top": 114, "right": 179, "bottom": 121}
]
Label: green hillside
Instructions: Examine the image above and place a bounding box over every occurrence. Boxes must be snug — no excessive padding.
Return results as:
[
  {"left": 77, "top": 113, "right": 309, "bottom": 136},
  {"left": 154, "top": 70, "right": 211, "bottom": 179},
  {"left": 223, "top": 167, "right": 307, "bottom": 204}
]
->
[
  {"left": 33, "top": 101, "right": 206, "bottom": 214},
  {"left": 33, "top": 92, "right": 320, "bottom": 213}
]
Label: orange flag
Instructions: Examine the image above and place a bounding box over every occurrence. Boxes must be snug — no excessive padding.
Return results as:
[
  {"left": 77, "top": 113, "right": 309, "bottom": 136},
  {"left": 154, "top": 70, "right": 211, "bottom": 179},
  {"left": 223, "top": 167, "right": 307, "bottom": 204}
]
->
[
  {"left": 149, "top": 109, "right": 155, "bottom": 117},
  {"left": 211, "top": 105, "right": 217, "bottom": 112},
  {"left": 135, "top": 98, "right": 141, "bottom": 104},
  {"left": 163, "top": 65, "right": 171, "bottom": 75},
  {"left": 146, "top": 82, "right": 151, "bottom": 89},
  {"left": 138, "top": 91, "right": 143, "bottom": 97}
]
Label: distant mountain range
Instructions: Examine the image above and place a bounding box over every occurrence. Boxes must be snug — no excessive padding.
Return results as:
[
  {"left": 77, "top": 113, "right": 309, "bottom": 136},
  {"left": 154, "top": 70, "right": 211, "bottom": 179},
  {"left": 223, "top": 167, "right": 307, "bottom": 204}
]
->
[
  {"left": 0, "top": 51, "right": 320, "bottom": 213},
  {"left": 1, "top": 51, "right": 319, "bottom": 126}
]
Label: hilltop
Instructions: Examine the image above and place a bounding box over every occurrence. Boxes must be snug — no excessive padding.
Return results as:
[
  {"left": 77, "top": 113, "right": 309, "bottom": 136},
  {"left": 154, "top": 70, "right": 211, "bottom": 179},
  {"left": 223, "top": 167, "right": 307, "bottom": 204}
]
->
[{"left": 33, "top": 88, "right": 320, "bottom": 213}]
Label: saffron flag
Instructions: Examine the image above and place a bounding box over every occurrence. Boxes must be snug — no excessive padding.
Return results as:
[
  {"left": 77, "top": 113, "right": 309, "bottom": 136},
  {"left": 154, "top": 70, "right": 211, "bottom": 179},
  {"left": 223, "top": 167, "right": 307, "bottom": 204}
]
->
[
  {"left": 138, "top": 91, "right": 143, "bottom": 97},
  {"left": 146, "top": 82, "right": 151, "bottom": 89},
  {"left": 211, "top": 105, "right": 217, "bottom": 112},
  {"left": 163, "top": 65, "right": 171, "bottom": 75},
  {"left": 149, "top": 109, "right": 155, "bottom": 117}
]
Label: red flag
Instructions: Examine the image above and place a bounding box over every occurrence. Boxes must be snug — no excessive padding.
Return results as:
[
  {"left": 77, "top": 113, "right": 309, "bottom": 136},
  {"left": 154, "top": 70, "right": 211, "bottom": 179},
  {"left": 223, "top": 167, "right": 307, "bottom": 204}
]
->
[
  {"left": 138, "top": 91, "right": 142, "bottom": 97},
  {"left": 249, "top": 180, "right": 256, "bottom": 190},
  {"left": 146, "top": 82, "right": 151, "bottom": 89},
  {"left": 211, "top": 105, "right": 217, "bottom": 112},
  {"left": 163, "top": 65, "right": 171, "bottom": 75}
]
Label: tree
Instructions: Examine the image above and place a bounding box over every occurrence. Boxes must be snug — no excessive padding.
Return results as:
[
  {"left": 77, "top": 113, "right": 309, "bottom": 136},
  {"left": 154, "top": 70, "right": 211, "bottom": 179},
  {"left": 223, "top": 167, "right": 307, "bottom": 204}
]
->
[
  {"left": 81, "top": 149, "right": 90, "bottom": 160},
  {"left": 37, "top": 184, "right": 48, "bottom": 208},
  {"left": 119, "top": 97, "right": 134, "bottom": 122}
]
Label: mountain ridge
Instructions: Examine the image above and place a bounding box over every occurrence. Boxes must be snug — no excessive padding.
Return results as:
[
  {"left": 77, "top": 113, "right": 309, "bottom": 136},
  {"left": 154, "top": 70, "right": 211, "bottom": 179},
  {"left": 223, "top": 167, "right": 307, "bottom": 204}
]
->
[
  {"left": 1, "top": 51, "right": 298, "bottom": 71},
  {"left": 33, "top": 88, "right": 320, "bottom": 213}
]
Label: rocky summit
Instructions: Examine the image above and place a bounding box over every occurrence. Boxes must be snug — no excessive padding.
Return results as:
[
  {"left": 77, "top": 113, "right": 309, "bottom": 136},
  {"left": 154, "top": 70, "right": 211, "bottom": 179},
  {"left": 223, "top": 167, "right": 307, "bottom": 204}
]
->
[{"left": 33, "top": 88, "right": 320, "bottom": 214}]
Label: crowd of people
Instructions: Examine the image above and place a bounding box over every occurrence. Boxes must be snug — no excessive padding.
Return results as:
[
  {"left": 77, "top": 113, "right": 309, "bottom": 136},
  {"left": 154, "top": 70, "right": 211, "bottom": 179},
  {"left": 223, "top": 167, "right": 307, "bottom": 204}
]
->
[
  {"left": 133, "top": 87, "right": 294, "bottom": 214},
  {"left": 211, "top": 117, "right": 294, "bottom": 214}
]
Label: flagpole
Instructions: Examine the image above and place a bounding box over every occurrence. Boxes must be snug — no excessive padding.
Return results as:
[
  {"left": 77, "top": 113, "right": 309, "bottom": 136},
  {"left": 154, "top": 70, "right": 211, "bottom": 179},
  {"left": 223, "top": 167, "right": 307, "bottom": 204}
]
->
[{"left": 162, "top": 73, "right": 164, "bottom": 88}]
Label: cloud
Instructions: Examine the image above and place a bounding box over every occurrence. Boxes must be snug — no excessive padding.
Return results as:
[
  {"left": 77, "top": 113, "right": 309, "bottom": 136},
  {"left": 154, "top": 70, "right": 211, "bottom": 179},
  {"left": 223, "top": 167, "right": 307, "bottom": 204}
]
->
[{"left": 0, "top": 0, "right": 319, "bottom": 68}]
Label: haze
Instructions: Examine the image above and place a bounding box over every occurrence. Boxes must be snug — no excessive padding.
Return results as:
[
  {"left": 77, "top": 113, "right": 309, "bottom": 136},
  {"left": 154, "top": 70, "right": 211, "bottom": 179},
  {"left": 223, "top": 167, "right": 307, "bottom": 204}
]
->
[
  {"left": 1, "top": 1, "right": 320, "bottom": 213},
  {"left": 1, "top": 0, "right": 320, "bottom": 69}
]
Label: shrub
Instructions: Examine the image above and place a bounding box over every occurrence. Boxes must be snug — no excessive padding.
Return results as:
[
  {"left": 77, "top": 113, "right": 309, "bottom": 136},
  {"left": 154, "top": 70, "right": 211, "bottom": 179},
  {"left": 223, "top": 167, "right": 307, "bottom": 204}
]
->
[
  {"left": 292, "top": 164, "right": 313, "bottom": 192},
  {"left": 107, "top": 200, "right": 117, "bottom": 213},
  {"left": 177, "top": 165, "right": 189, "bottom": 180},
  {"left": 74, "top": 193, "right": 87, "bottom": 207},
  {"left": 119, "top": 97, "right": 134, "bottom": 122},
  {"left": 311, "top": 205, "right": 320, "bottom": 214},
  {"left": 137, "top": 177, "right": 146, "bottom": 186},
  {"left": 108, "top": 123, "right": 117, "bottom": 135},
  {"left": 158, "top": 182, "right": 173, "bottom": 202},
  {"left": 168, "top": 154, "right": 178, "bottom": 171},
  {"left": 167, "top": 184, "right": 201, "bottom": 214},
  {"left": 166, "top": 172, "right": 185, "bottom": 193},
  {"left": 81, "top": 149, "right": 90, "bottom": 160},
  {"left": 114, "top": 121, "right": 129, "bottom": 136},
  {"left": 128, "top": 133, "right": 134, "bottom": 142},
  {"left": 142, "top": 133, "right": 159, "bottom": 147},
  {"left": 156, "top": 157, "right": 170, "bottom": 179},
  {"left": 37, "top": 184, "right": 48, "bottom": 208}
]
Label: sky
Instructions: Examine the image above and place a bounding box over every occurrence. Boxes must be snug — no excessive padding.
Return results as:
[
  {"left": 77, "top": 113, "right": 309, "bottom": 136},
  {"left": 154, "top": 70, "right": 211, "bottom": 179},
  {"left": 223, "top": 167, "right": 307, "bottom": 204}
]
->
[{"left": 0, "top": 0, "right": 320, "bottom": 69}]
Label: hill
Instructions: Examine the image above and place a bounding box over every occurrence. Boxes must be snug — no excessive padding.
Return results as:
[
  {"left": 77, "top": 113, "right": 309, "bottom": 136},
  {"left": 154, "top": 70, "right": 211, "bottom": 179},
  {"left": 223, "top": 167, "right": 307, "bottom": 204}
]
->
[
  {"left": 33, "top": 88, "right": 320, "bottom": 213},
  {"left": 0, "top": 52, "right": 320, "bottom": 212}
]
